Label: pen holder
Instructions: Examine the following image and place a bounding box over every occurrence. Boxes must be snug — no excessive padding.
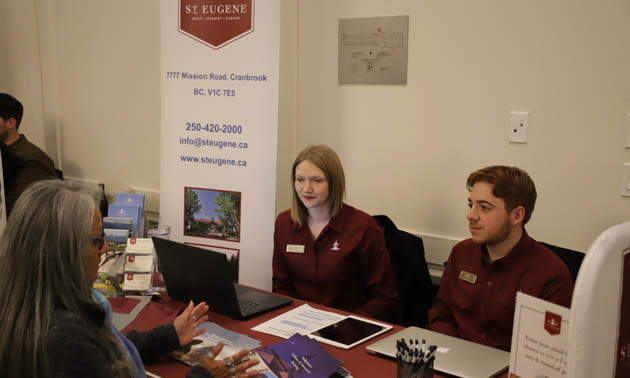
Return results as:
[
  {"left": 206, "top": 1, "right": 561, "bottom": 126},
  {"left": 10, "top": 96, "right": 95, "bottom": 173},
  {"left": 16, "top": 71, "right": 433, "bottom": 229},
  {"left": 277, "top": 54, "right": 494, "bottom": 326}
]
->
[{"left": 397, "top": 359, "right": 434, "bottom": 378}]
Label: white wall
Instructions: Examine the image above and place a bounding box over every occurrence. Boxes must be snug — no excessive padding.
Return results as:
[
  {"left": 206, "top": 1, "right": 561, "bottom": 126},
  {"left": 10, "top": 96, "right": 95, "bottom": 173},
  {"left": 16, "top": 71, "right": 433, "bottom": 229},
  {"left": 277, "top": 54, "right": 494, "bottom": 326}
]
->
[
  {"left": 0, "top": 0, "right": 48, "bottom": 157},
  {"left": 49, "top": 0, "right": 161, "bottom": 196},
  {"left": 1, "top": 0, "right": 628, "bottom": 263},
  {"left": 275, "top": 0, "right": 299, "bottom": 214},
  {"left": 297, "top": 0, "right": 630, "bottom": 260}
]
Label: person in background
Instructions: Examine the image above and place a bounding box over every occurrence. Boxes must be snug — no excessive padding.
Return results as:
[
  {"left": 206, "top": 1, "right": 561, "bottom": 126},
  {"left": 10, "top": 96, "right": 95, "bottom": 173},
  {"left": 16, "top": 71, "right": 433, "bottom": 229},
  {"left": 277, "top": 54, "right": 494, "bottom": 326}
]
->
[
  {"left": 0, "top": 93, "right": 56, "bottom": 215},
  {"left": 0, "top": 180, "right": 261, "bottom": 378},
  {"left": 0, "top": 143, "right": 18, "bottom": 215},
  {"left": 428, "top": 165, "right": 573, "bottom": 351},
  {"left": 272, "top": 144, "right": 398, "bottom": 321}
]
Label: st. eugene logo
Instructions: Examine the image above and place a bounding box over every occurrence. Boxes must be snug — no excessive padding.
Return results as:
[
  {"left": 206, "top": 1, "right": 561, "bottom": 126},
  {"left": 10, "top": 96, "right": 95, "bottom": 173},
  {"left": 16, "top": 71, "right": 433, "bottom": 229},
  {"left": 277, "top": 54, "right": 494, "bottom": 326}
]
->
[
  {"left": 544, "top": 311, "right": 562, "bottom": 336},
  {"left": 179, "top": 0, "right": 254, "bottom": 49}
]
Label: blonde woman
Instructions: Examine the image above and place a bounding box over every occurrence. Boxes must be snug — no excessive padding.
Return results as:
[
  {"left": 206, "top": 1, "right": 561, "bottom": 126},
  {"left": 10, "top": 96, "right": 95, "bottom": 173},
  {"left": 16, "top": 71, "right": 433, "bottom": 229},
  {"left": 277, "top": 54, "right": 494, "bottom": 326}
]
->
[{"left": 272, "top": 145, "right": 398, "bottom": 320}]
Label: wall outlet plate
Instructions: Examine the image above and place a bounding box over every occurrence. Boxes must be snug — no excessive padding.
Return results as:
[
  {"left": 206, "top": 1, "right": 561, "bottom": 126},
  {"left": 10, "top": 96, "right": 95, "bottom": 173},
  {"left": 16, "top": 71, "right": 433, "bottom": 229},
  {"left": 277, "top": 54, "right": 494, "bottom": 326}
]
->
[
  {"left": 509, "top": 111, "right": 528, "bottom": 144},
  {"left": 622, "top": 163, "right": 630, "bottom": 197}
]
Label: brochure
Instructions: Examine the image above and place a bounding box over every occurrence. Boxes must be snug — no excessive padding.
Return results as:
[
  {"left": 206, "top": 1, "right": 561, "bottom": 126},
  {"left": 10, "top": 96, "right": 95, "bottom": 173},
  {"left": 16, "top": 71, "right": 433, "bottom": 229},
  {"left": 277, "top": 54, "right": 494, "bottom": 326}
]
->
[
  {"left": 251, "top": 304, "right": 346, "bottom": 339},
  {"left": 94, "top": 252, "right": 125, "bottom": 297},
  {"left": 122, "top": 272, "right": 152, "bottom": 292},
  {"left": 169, "top": 322, "right": 261, "bottom": 367},
  {"left": 108, "top": 204, "right": 141, "bottom": 237},
  {"left": 126, "top": 238, "right": 154, "bottom": 254},
  {"left": 115, "top": 192, "right": 145, "bottom": 215},
  {"left": 105, "top": 229, "right": 128, "bottom": 252},
  {"left": 124, "top": 254, "right": 154, "bottom": 272},
  {"left": 253, "top": 333, "right": 349, "bottom": 378},
  {"left": 103, "top": 217, "right": 133, "bottom": 233}
]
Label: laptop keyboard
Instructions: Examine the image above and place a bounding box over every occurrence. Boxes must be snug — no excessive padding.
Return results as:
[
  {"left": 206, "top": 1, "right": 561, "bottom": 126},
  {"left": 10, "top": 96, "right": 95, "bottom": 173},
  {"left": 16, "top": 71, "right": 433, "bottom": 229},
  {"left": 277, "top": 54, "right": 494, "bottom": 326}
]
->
[{"left": 238, "top": 297, "right": 268, "bottom": 315}]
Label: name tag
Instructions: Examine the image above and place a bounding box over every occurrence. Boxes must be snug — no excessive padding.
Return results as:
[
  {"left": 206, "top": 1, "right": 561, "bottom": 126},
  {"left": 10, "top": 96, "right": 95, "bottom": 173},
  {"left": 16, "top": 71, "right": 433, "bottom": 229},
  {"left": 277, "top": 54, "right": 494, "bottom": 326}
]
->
[
  {"left": 459, "top": 270, "right": 477, "bottom": 284},
  {"left": 286, "top": 244, "right": 305, "bottom": 253}
]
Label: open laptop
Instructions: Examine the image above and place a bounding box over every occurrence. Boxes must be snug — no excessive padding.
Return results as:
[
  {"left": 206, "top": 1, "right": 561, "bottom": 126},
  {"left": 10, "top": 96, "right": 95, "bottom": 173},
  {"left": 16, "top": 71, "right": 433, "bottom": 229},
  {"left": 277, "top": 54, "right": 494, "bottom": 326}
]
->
[
  {"left": 366, "top": 326, "right": 510, "bottom": 378},
  {"left": 152, "top": 237, "right": 292, "bottom": 320}
]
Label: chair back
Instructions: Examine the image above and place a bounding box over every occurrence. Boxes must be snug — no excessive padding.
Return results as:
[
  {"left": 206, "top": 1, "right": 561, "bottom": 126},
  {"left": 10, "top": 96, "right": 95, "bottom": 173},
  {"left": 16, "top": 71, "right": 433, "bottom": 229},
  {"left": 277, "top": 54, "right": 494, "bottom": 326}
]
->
[
  {"left": 373, "top": 215, "right": 433, "bottom": 327},
  {"left": 98, "top": 183, "right": 109, "bottom": 218},
  {"left": 540, "top": 242, "right": 585, "bottom": 284}
]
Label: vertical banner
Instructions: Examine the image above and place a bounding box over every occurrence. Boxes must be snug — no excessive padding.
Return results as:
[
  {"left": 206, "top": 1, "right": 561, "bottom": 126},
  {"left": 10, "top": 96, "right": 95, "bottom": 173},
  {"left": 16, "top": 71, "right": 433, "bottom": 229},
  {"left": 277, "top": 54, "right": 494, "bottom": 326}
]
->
[{"left": 160, "top": 0, "right": 280, "bottom": 289}]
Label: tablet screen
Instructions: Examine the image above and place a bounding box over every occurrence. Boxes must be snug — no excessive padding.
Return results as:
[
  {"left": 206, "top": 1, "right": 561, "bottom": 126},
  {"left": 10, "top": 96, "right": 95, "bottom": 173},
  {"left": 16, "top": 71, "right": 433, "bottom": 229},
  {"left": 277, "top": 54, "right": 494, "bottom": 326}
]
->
[{"left": 310, "top": 316, "right": 388, "bottom": 347}]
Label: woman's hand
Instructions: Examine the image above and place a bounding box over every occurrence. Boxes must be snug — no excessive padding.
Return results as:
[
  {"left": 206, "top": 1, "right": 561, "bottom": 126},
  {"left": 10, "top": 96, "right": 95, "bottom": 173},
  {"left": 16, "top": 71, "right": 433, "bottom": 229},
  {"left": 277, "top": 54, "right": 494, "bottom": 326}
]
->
[
  {"left": 173, "top": 300, "right": 210, "bottom": 346},
  {"left": 198, "top": 341, "right": 263, "bottom": 378}
]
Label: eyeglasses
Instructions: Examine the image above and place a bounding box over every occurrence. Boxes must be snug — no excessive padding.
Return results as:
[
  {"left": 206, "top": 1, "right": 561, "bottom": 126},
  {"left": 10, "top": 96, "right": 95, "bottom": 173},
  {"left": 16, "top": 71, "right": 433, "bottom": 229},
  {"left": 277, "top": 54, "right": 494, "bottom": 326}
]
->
[{"left": 92, "top": 230, "right": 105, "bottom": 250}]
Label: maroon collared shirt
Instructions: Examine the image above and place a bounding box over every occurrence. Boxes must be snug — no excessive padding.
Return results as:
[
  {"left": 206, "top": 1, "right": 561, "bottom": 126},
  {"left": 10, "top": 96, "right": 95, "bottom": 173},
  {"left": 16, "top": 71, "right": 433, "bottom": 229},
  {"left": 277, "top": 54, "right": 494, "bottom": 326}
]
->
[
  {"left": 427, "top": 231, "right": 573, "bottom": 351},
  {"left": 272, "top": 204, "right": 398, "bottom": 320}
]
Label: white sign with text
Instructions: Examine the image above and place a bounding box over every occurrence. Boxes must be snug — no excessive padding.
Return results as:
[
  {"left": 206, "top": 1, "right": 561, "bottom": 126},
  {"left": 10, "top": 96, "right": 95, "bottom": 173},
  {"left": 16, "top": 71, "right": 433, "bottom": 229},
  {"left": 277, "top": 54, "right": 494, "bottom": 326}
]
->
[{"left": 510, "top": 292, "right": 571, "bottom": 378}]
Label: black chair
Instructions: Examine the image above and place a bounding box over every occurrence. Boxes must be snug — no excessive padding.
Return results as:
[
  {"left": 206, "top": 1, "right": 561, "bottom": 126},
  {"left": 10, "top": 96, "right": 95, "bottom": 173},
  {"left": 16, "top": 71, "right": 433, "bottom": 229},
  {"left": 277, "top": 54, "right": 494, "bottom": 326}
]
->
[
  {"left": 373, "top": 215, "right": 434, "bottom": 328},
  {"left": 98, "top": 183, "right": 109, "bottom": 218},
  {"left": 540, "top": 242, "right": 585, "bottom": 284},
  {"left": 54, "top": 168, "right": 64, "bottom": 179}
]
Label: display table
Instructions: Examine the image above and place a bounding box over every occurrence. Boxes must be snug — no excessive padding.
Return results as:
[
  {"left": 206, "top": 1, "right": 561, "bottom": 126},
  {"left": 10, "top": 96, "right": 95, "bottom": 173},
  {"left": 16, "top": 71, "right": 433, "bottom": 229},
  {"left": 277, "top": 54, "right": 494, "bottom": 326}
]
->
[{"left": 120, "top": 294, "right": 507, "bottom": 378}]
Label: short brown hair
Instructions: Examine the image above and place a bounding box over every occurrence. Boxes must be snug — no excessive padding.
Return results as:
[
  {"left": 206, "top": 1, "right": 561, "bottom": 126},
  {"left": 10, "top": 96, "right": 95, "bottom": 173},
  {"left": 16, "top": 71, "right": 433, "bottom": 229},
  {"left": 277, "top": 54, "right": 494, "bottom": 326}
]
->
[
  {"left": 466, "top": 165, "right": 537, "bottom": 225},
  {"left": 291, "top": 145, "right": 345, "bottom": 226}
]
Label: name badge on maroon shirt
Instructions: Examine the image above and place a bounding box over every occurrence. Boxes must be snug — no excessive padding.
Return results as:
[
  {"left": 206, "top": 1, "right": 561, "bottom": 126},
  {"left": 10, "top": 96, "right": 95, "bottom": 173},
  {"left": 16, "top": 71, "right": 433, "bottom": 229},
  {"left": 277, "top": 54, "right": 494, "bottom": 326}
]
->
[
  {"left": 286, "top": 244, "right": 305, "bottom": 253},
  {"left": 459, "top": 270, "right": 477, "bottom": 284}
]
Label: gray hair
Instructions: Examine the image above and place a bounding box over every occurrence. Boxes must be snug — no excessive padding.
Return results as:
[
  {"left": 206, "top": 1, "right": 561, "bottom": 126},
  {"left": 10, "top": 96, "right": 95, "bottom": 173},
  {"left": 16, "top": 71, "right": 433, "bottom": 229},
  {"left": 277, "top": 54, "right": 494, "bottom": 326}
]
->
[{"left": 0, "top": 179, "right": 132, "bottom": 377}]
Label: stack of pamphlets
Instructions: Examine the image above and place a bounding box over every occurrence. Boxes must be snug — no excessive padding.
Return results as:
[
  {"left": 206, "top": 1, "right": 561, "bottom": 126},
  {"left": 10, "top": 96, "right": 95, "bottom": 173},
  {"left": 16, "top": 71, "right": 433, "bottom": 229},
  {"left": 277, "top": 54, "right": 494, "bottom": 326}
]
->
[
  {"left": 252, "top": 333, "right": 351, "bottom": 378},
  {"left": 108, "top": 192, "right": 145, "bottom": 238},
  {"left": 94, "top": 260, "right": 124, "bottom": 297},
  {"left": 122, "top": 238, "right": 155, "bottom": 293},
  {"left": 104, "top": 229, "right": 128, "bottom": 251},
  {"left": 116, "top": 193, "right": 145, "bottom": 215},
  {"left": 95, "top": 238, "right": 156, "bottom": 296},
  {"left": 169, "top": 322, "right": 261, "bottom": 367},
  {"left": 103, "top": 217, "right": 133, "bottom": 251}
]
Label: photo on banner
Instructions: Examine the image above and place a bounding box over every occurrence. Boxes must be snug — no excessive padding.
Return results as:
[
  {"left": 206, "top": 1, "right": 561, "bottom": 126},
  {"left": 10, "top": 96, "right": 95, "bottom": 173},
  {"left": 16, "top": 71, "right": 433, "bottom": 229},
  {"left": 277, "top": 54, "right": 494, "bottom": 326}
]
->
[{"left": 184, "top": 187, "right": 241, "bottom": 242}]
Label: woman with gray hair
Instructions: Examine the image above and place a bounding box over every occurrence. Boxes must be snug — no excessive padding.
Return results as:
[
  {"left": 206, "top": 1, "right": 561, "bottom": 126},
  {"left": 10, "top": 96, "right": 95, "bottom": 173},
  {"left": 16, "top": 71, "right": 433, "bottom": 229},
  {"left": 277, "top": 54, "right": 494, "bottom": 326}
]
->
[{"left": 0, "top": 180, "right": 261, "bottom": 378}]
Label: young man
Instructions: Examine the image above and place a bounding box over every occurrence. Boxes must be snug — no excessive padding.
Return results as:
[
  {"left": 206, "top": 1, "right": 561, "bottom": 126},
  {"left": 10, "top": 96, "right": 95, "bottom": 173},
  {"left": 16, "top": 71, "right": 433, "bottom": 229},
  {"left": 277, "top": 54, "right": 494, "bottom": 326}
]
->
[
  {"left": 0, "top": 93, "right": 56, "bottom": 214},
  {"left": 427, "top": 165, "right": 572, "bottom": 351}
]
